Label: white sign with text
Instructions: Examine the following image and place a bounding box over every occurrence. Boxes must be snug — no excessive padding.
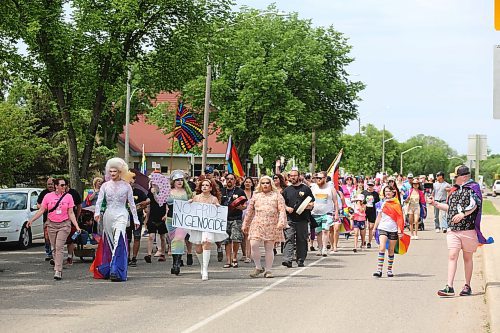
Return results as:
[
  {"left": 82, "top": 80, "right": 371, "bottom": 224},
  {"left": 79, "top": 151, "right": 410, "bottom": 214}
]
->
[{"left": 172, "top": 200, "right": 228, "bottom": 234}]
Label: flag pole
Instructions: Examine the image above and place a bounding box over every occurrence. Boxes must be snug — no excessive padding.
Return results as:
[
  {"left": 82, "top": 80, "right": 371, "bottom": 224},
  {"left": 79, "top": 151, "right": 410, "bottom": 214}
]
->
[{"left": 169, "top": 104, "right": 177, "bottom": 174}]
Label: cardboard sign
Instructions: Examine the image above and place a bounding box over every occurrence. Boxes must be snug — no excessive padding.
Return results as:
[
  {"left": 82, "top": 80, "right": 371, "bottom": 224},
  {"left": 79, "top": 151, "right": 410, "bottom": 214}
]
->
[{"left": 172, "top": 200, "right": 228, "bottom": 234}]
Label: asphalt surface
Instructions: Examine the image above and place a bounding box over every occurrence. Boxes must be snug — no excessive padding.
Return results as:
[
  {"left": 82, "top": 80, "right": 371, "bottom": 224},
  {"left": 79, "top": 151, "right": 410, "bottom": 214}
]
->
[{"left": 0, "top": 212, "right": 488, "bottom": 333}]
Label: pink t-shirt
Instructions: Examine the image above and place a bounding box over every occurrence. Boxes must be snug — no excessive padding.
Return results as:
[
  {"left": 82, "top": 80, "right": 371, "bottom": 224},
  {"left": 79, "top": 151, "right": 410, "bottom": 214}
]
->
[{"left": 42, "top": 192, "right": 75, "bottom": 222}]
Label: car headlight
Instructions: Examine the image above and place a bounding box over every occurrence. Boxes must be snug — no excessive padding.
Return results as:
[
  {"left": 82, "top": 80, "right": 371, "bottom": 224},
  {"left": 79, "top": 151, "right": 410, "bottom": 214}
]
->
[{"left": 0, "top": 221, "right": 10, "bottom": 228}]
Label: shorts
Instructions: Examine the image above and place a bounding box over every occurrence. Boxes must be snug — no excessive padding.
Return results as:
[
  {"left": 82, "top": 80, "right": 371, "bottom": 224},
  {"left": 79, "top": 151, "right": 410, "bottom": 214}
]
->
[
  {"left": 378, "top": 229, "right": 398, "bottom": 241},
  {"left": 223, "top": 219, "right": 243, "bottom": 243},
  {"left": 147, "top": 220, "right": 168, "bottom": 235},
  {"left": 314, "top": 214, "right": 334, "bottom": 233},
  {"left": 447, "top": 230, "right": 479, "bottom": 253},
  {"left": 366, "top": 211, "right": 376, "bottom": 224},
  {"left": 353, "top": 220, "right": 366, "bottom": 230},
  {"left": 126, "top": 223, "right": 143, "bottom": 241}
]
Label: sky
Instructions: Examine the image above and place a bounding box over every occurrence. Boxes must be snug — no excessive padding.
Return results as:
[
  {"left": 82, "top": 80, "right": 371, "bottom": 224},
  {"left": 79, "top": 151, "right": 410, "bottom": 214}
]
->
[{"left": 234, "top": 0, "right": 500, "bottom": 155}]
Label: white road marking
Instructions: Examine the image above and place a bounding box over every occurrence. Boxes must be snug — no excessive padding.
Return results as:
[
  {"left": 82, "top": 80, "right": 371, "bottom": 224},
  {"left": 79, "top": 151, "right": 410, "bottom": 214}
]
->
[{"left": 181, "top": 257, "right": 326, "bottom": 333}]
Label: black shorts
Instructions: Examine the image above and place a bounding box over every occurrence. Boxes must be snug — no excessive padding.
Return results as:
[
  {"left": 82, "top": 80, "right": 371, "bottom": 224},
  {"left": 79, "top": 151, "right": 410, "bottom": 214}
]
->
[
  {"left": 378, "top": 229, "right": 399, "bottom": 241},
  {"left": 147, "top": 220, "right": 167, "bottom": 235},
  {"left": 126, "top": 224, "right": 143, "bottom": 241},
  {"left": 366, "top": 212, "right": 377, "bottom": 223}
]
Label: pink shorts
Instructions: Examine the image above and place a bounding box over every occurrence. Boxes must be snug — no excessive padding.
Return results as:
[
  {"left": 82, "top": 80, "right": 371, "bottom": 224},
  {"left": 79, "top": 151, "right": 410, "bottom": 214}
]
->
[{"left": 446, "top": 230, "right": 479, "bottom": 253}]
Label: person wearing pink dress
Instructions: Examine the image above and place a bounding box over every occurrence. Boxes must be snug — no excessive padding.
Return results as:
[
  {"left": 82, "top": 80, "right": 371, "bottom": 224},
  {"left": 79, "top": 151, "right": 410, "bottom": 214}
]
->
[{"left": 242, "top": 176, "right": 287, "bottom": 278}]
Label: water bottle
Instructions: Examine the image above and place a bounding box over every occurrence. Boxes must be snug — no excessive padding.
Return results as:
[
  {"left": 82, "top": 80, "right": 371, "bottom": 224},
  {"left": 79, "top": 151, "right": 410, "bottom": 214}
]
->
[{"left": 71, "top": 230, "right": 81, "bottom": 241}]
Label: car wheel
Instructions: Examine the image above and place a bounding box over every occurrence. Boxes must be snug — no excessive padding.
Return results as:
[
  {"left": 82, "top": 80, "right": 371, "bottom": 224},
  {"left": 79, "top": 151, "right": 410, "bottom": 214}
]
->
[{"left": 18, "top": 224, "right": 32, "bottom": 250}]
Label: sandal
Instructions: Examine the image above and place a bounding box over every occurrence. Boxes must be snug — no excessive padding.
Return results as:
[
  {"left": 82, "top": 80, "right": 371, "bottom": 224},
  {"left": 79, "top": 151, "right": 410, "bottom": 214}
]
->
[
  {"left": 223, "top": 263, "right": 232, "bottom": 268},
  {"left": 232, "top": 260, "right": 239, "bottom": 268}
]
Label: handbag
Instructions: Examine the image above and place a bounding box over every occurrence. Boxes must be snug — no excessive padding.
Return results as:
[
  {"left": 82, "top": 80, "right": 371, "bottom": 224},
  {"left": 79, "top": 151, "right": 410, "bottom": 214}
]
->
[{"left": 48, "top": 192, "right": 68, "bottom": 213}]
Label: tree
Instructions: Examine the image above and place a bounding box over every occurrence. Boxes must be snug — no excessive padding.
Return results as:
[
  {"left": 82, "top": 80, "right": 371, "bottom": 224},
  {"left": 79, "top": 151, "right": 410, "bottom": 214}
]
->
[
  {"left": 0, "top": 102, "right": 50, "bottom": 186},
  {"left": 0, "top": 0, "right": 231, "bottom": 192},
  {"left": 182, "top": 7, "right": 364, "bottom": 164}
]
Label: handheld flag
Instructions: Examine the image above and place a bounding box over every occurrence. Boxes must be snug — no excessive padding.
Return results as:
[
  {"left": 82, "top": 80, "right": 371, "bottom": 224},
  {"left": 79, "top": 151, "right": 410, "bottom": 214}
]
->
[
  {"left": 174, "top": 102, "right": 204, "bottom": 152},
  {"left": 140, "top": 144, "right": 147, "bottom": 175},
  {"left": 226, "top": 136, "right": 244, "bottom": 177},
  {"left": 327, "top": 149, "right": 343, "bottom": 189}
]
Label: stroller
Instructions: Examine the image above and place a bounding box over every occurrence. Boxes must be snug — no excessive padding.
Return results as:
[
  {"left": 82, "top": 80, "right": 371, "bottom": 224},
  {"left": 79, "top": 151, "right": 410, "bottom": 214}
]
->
[
  {"left": 73, "top": 207, "right": 99, "bottom": 262},
  {"left": 404, "top": 203, "right": 427, "bottom": 231}
]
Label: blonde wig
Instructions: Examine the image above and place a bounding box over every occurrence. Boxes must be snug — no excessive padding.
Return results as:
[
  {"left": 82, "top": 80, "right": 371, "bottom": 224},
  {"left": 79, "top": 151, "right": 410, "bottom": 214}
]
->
[{"left": 254, "top": 175, "right": 279, "bottom": 193}]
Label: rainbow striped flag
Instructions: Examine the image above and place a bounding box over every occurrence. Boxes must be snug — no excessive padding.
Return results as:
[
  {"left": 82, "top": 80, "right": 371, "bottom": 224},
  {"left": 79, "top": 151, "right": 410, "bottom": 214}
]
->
[
  {"left": 174, "top": 102, "right": 204, "bottom": 152},
  {"left": 140, "top": 144, "right": 147, "bottom": 175},
  {"left": 327, "top": 149, "right": 343, "bottom": 189},
  {"left": 225, "top": 136, "right": 244, "bottom": 177}
]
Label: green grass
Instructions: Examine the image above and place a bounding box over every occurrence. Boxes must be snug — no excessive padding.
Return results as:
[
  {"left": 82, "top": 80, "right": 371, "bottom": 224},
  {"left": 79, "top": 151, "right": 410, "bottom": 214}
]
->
[{"left": 482, "top": 199, "right": 500, "bottom": 215}]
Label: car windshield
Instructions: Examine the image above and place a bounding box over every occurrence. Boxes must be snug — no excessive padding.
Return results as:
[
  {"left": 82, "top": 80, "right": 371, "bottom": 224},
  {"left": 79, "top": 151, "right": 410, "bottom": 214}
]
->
[{"left": 0, "top": 193, "right": 28, "bottom": 210}]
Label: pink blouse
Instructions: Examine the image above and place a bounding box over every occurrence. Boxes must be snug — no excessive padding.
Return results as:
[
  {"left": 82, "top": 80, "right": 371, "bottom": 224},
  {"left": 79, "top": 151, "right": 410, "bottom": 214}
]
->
[{"left": 42, "top": 192, "right": 75, "bottom": 223}]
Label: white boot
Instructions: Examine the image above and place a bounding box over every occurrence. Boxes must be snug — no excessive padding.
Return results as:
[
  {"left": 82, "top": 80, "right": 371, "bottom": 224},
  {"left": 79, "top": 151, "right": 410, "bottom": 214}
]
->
[
  {"left": 202, "top": 250, "right": 210, "bottom": 281},
  {"left": 196, "top": 252, "right": 203, "bottom": 276}
]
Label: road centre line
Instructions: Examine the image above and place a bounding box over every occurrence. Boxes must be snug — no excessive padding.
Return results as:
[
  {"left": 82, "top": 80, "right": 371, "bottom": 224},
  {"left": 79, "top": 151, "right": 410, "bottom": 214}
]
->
[{"left": 181, "top": 256, "right": 326, "bottom": 333}]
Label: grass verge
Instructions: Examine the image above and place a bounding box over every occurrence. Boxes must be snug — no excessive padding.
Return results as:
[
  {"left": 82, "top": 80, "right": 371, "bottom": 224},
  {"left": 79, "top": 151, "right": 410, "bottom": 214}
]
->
[{"left": 483, "top": 200, "right": 500, "bottom": 215}]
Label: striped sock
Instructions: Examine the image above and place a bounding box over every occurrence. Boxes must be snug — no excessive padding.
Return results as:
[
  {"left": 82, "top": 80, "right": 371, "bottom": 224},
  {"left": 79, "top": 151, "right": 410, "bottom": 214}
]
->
[
  {"left": 388, "top": 254, "right": 394, "bottom": 272},
  {"left": 377, "top": 252, "right": 385, "bottom": 272}
]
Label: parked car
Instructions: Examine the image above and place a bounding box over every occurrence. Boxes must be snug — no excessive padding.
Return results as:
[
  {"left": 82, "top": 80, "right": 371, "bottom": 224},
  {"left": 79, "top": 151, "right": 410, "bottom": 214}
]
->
[
  {"left": 0, "top": 188, "right": 44, "bottom": 249},
  {"left": 493, "top": 180, "right": 500, "bottom": 196}
]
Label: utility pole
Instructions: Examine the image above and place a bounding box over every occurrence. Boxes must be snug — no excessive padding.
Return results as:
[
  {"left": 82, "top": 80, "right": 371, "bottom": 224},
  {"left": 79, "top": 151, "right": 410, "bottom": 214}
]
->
[
  {"left": 125, "top": 69, "right": 131, "bottom": 165},
  {"left": 201, "top": 64, "right": 211, "bottom": 174}
]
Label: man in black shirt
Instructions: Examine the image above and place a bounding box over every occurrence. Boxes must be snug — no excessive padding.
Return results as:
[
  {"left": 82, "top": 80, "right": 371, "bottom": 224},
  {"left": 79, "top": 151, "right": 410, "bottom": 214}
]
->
[
  {"left": 362, "top": 180, "right": 381, "bottom": 248},
  {"left": 65, "top": 180, "right": 82, "bottom": 265},
  {"left": 144, "top": 184, "right": 168, "bottom": 263},
  {"left": 220, "top": 173, "right": 247, "bottom": 268},
  {"left": 37, "top": 177, "right": 54, "bottom": 261},
  {"left": 282, "top": 169, "right": 315, "bottom": 267},
  {"left": 126, "top": 175, "right": 149, "bottom": 267}
]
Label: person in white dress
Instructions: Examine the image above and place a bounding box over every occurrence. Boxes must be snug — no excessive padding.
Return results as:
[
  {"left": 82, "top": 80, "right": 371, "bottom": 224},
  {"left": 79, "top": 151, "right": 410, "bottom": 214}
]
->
[{"left": 93, "top": 158, "right": 139, "bottom": 282}]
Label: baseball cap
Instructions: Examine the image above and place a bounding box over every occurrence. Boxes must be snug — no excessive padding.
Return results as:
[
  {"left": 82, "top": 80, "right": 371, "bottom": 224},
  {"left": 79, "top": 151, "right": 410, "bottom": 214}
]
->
[
  {"left": 367, "top": 180, "right": 375, "bottom": 186},
  {"left": 407, "top": 173, "right": 414, "bottom": 178},
  {"left": 455, "top": 165, "right": 470, "bottom": 177}
]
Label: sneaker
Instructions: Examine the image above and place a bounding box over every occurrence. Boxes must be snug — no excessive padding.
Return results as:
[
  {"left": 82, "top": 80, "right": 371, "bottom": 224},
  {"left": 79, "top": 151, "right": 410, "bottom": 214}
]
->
[
  {"left": 249, "top": 268, "right": 265, "bottom": 278},
  {"left": 144, "top": 255, "right": 152, "bottom": 263},
  {"left": 129, "top": 258, "right": 137, "bottom": 267},
  {"left": 459, "top": 284, "right": 472, "bottom": 296},
  {"left": 367, "top": 243, "right": 371, "bottom": 249},
  {"left": 142, "top": 231, "right": 149, "bottom": 237},
  {"left": 45, "top": 256, "right": 53, "bottom": 262},
  {"left": 387, "top": 271, "right": 394, "bottom": 277},
  {"left": 326, "top": 244, "right": 331, "bottom": 250},
  {"left": 437, "top": 285, "right": 455, "bottom": 297},
  {"left": 53, "top": 271, "right": 62, "bottom": 280},
  {"left": 201, "top": 273, "right": 209, "bottom": 281},
  {"left": 297, "top": 261, "right": 305, "bottom": 267},
  {"left": 322, "top": 248, "right": 328, "bottom": 257},
  {"left": 435, "top": 228, "right": 441, "bottom": 233},
  {"left": 414, "top": 235, "right": 419, "bottom": 240},
  {"left": 316, "top": 251, "right": 322, "bottom": 256},
  {"left": 264, "top": 271, "right": 274, "bottom": 278},
  {"left": 309, "top": 246, "right": 316, "bottom": 251},
  {"left": 373, "top": 271, "right": 382, "bottom": 278},
  {"left": 281, "top": 261, "right": 292, "bottom": 268},
  {"left": 443, "top": 229, "right": 448, "bottom": 234},
  {"left": 353, "top": 248, "right": 357, "bottom": 253}
]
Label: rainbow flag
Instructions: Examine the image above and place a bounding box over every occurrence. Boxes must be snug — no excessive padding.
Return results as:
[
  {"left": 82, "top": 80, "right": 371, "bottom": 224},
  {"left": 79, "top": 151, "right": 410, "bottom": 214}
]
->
[
  {"left": 327, "top": 149, "right": 343, "bottom": 189},
  {"left": 140, "top": 144, "right": 146, "bottom": 175},
  {"left": 174, "top": 102, "right": 204, "bottom": 152},
  {"left": 226, "top": 136, "right": 244, "bottom": 177}
]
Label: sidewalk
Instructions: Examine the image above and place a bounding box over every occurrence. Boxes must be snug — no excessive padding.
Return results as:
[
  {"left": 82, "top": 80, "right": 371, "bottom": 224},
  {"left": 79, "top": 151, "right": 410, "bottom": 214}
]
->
[{"left": 482, "top": 199, "right": 500, "bottom": 333}]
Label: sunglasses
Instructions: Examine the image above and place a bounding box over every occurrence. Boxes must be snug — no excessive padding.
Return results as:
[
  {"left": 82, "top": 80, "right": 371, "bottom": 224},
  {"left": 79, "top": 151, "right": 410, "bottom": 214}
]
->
[
  {"left": 261, "top": 182, "right": 271, "bottom": 185},
  {"left": 58, "top": 184, "right": 67, "bottom": 187},
  {"left": 273, "top": 177, "right": 279, "bottom": 179},
  {"left": 314, "top": 177, "right": 324, "bottom": 179}
]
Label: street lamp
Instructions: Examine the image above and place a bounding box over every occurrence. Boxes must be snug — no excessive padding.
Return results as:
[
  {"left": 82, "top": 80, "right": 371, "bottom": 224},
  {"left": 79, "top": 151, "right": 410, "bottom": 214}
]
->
[
  {"left": 201, "top": 11, "right": 289, "bottom": 174},
  {"left": 124, "top": 69, "right": 142, "bottom": 166},
  {"left": 400, "top": 145, "right": 422, "bottom": 175},
  {"left": 381, "top": 124, "right": 394, "bottom": 173},
  {"left": 448, "top": 156, "right": 465, "bottom": 163}
]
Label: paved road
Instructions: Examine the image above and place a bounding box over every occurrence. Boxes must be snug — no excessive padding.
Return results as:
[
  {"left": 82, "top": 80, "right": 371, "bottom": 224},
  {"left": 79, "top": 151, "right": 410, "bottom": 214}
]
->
[{"left": 0, "top": 213, "right": 488, "bottom": 333}]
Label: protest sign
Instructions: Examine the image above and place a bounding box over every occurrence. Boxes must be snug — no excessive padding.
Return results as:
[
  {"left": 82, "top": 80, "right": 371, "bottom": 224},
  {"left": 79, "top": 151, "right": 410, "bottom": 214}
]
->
[{"left": 172, "top": 200, "right": 228, "bottom": 234}]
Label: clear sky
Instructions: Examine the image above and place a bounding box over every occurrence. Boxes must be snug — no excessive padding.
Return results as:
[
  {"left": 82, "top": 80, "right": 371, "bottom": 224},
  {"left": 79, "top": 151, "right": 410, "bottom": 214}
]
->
[{"left": 235, "top": 0, "right": 500, "bottom": 155}]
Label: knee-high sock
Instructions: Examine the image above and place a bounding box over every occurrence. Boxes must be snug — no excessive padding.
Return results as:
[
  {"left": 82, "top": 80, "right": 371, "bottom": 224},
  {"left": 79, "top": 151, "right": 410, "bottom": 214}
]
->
[
  {"left": 202, "top": 250, "right": 210, "bottom": 276},
  {"left": 196, "top": 252, "right": 203, "bottom": 275},
  {"left": 377, "top": 252, "right": 385, "bottom": 271},
  {"left": 251, "top": 241, "right": 261, "bottom": 269},
  {"left": 264, "top": 242, "right": 274, "bottom": 271},
  {"left": 387, "top": 254, "right": 394, "bottom": 272}
]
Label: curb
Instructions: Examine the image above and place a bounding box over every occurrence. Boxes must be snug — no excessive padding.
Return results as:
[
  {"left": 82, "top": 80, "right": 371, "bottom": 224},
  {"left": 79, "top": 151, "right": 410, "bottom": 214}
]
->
[{"left": 482, "top": 200, "right": 500, "bottom": 333}]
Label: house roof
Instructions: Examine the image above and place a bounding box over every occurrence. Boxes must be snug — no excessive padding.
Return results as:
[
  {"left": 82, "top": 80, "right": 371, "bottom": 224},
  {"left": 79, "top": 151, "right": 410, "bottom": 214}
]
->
[{"left": 119, "top": 92, "right": 227, "bottom": 155}]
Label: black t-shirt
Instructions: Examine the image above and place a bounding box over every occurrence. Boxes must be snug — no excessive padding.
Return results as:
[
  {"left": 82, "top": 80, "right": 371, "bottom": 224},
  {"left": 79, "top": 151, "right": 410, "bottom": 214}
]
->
[
  {"left": 282, "top": 184, "right": 315, "bottom": 222},
  {"left": 37, "top": 189, "right": 52, "bottom": 222},
  {"left": 129, "top": 188, "right": 148, "bottom": 222},
  {"left": 362, "top": 190, "right": 380, "bottom": 215},
  {"left": 221, "top": 186, "right": 247, "bottom": 220},
  {"left": 147, "top": 190, "right": 167, "bottom": 223},
  {"left": 68, "top": 188, "right": 82, "bottom": 217}
]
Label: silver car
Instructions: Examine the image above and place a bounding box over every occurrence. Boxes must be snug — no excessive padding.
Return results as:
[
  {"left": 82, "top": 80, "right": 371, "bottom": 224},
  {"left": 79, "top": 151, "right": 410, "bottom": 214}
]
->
[{"left": 0, "top": 188, "right": 44, "bottom": 249}]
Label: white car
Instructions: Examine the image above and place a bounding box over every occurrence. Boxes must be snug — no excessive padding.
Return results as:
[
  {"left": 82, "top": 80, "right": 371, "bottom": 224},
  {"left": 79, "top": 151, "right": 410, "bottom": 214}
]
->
[
  {"left": 0, "top": 188, "right": 45, "bottom": 249},
  {"left": 494, "top": 180, "right": 500, "bottom": 196}
]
